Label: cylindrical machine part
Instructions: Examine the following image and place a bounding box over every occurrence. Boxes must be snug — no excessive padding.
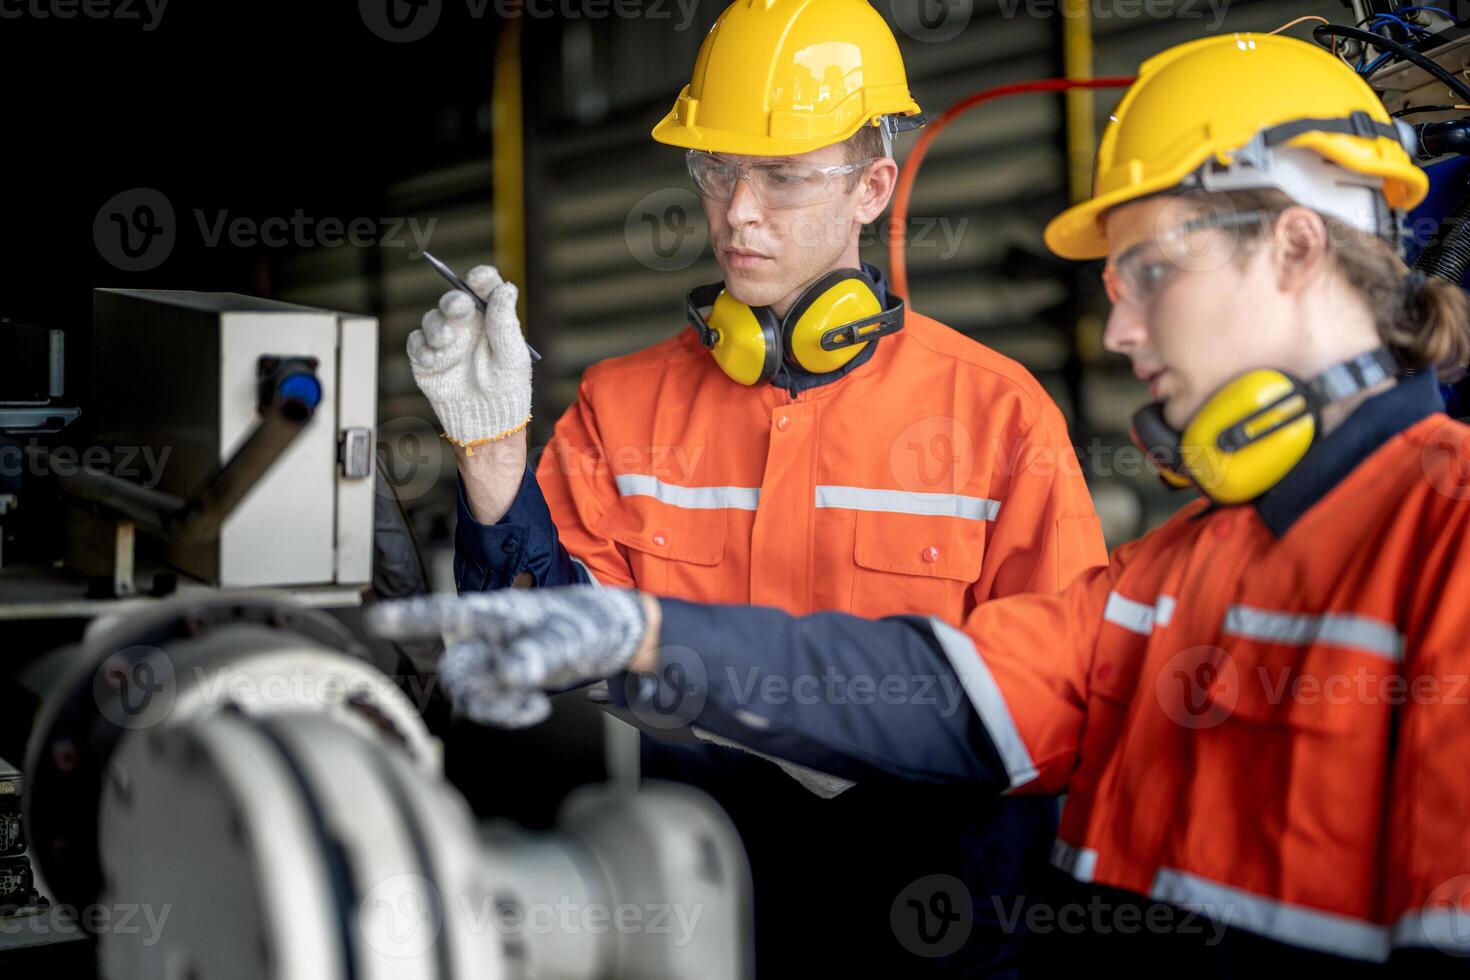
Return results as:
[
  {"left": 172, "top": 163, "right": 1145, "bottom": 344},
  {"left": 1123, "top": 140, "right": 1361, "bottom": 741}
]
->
[{"left": 95, "top": 712, "right": 751, "bottom": 980}]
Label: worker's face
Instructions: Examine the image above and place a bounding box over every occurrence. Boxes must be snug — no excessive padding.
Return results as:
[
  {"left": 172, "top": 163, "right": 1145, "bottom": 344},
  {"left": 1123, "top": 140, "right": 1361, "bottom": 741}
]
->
[
  {"left": 1100, "top": 196, "right": 1301, "bottom": 429},
  {"left": 699, "top": 142, "right": 894, "bottom": 315}
]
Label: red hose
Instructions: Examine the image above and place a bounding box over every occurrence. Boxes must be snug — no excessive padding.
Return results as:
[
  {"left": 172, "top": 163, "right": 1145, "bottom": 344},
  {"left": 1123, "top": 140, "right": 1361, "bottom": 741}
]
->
[{"left": 888, "top": 76, "right": 1136, "bottom": 298}]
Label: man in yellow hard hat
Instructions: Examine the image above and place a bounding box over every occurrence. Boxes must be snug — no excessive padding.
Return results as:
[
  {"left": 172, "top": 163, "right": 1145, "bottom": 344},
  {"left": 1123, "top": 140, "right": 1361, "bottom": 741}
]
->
[{"left": 404, "top": 0, "right": 1107, "bottom": 972}]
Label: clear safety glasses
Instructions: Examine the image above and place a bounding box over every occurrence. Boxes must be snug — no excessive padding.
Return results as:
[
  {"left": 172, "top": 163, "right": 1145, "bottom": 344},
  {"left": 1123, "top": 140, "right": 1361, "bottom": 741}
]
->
[
  {"left": 686, "top": 150, "right": 877, "bottom": 209},
  {"left": 1102, "top": 209, "right": 1273, "bottom": 309}
]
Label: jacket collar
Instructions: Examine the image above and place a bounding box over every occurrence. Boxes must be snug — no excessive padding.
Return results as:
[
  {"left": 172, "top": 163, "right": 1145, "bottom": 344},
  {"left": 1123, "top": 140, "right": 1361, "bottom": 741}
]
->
[{"left": 1254, "top": 368, "right": 1444, "bottom": 536}]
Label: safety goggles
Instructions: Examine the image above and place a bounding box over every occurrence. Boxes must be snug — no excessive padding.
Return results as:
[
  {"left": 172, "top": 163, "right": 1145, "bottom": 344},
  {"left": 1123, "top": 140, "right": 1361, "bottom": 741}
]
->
[
  {"left": 686, "top": 150, "right": 877, "bottom": 209},
  {"left": 1102, "top": 209, "right": 1273, "bottom": 309}
]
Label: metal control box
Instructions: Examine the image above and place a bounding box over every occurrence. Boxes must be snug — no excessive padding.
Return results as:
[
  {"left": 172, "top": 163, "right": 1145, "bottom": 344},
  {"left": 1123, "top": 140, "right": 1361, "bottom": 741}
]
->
[{"left": 92, "top": 290, "right": 377, "bottom": 588}]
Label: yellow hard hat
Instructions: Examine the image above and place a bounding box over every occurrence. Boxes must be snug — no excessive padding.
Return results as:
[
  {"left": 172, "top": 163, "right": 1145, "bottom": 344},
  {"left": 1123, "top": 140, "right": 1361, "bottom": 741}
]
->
[
  {"left": 652, "top": 0, "right": 923, "bottom": 157},
  {"left": 1045, "top": 33, "right": 1429, "bottom": 260}
]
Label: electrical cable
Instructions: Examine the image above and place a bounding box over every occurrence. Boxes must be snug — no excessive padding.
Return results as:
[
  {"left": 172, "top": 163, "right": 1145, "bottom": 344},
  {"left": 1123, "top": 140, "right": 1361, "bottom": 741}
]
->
[
  {"left": 887, "top": 77, "right": 1135, "bottom": 298},
  {"left": 1314, "top": 23, "right": 1470, "bottom": 103}
]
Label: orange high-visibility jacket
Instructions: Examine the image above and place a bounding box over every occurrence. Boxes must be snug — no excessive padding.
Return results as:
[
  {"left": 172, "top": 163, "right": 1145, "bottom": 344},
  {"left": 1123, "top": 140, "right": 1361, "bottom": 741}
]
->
[
  {"left": 626, "top": 369, "right": 1470, "bottom": 967},
  {"left": 930, "top": 372, "right": 1470, "bottom": 961},
  {"left": 533, "top": 310, "right": 1107, "bottom": 617}
]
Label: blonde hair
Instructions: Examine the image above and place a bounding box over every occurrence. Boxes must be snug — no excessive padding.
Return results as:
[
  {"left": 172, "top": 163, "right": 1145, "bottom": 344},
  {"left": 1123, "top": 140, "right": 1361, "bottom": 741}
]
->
[{"left": 1184, "top": 188, "right": 1470, "bottom": 373}]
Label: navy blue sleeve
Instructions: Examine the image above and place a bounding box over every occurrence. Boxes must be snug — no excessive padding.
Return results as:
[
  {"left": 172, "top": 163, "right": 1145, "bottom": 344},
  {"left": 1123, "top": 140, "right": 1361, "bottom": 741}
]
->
[
  {"left": 453, "top": 465, "right": 591, "bottom": 593},
  {"left": 611, "top": 597, "right": 1010, "bottom": 790}
]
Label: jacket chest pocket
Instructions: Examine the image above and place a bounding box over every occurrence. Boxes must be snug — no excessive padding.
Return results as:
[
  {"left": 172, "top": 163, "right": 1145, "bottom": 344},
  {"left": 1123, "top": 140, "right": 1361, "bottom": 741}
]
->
[
  {"left": 594, "top": 499, "right": 728, "bottom": 597},
  {"left": 1190, "top": 640, "right": 1395, "bottom": 872},
  {"left": 851, "top": 509, "right": 986, "bottom": 618}
]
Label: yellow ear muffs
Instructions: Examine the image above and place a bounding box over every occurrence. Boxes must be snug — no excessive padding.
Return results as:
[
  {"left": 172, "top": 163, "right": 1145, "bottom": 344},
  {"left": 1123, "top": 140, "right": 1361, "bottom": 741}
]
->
[
  {"left": 1129, "top": 348, "right": 1399, "bottom": 504},
  {"left": 1179, "top": 370, "right": 1318, "bottom": 504},
  {"left": 686, "top": 270, "right": 906, "bottom": 386},
  {"left": 784, "top": 269, "right": 888, "bottom": 375},
  {"left": 686, "top": 283, "right": 782, "bottom": 386},
  {"left": 1130, "top": 404, "right": 1194, "bottom": 490}
]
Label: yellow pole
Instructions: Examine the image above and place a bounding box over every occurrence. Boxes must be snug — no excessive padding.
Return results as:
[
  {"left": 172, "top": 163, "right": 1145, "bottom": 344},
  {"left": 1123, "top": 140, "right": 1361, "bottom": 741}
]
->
[
  {"left": 1062, "top": 0, "right": 1104, "bottom": 363},
  {"left": 1062, "top": 0, "right": 1095, "bottom": 204},
  {"left": 492, "top": 16, "right": 527, "bottom": 321}
]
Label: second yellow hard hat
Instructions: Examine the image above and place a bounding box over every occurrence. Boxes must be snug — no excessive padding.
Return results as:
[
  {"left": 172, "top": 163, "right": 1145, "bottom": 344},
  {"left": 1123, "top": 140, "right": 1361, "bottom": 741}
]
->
[{"left": 1045, "top": 33, "right": 1429, "bottom": 260}]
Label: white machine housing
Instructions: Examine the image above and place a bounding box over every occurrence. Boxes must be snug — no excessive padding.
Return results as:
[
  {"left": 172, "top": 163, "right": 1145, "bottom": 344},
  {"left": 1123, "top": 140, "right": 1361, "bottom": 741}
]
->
[{"left": 91, "top": 289, "right": 378, "bottom": 588}]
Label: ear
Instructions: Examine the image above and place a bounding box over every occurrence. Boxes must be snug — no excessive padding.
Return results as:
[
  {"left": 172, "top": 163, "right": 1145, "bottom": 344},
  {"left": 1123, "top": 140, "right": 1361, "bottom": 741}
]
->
[
  {"left": 1271, "top": 205, "right": 1329, "bottom": 296},
  {"left": 854, "top": 157, "right": 898, "bottom": 225}
]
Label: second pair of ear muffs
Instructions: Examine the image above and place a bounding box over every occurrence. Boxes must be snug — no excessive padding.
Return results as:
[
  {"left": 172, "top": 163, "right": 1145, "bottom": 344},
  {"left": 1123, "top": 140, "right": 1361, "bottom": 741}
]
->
[
  {"left": 1130, "top": 347, "right": 1400, "bottom": 504},
  {"left": 686, "top": 269, "right": 906, "bottom": 386}
]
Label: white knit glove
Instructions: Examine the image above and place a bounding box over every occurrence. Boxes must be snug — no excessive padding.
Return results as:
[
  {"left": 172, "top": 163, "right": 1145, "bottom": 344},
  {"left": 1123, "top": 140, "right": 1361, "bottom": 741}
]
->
[
  {"left": 407, "top": 265, "right": 532, "bottom": 451},
  {"left": 366, "top": 587, "right": 648, "bottom": 728}
]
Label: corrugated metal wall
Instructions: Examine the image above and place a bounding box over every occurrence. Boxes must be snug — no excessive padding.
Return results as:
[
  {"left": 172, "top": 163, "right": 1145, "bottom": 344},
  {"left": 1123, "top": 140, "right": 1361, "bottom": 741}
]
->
[{"left": 275, "top": 0, "right": 1326, "bottom": 564}]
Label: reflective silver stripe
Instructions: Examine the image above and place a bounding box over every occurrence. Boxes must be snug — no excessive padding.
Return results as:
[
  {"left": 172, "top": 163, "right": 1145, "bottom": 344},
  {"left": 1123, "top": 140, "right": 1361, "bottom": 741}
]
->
[
  {"left": 614, "top": 473, "right": 760, "bottom": 511},
  {"left": 1155, "top": 595, "right": 1177, "bottom": 627},
  {"left": 1050, "top": 839, "right": 1098, "bottom": 883},
  {"left": 1392, "top": 909, "right": 1470, "bottom": 954},
  {"left": 1102, "top": 592, "right": 1177, "bottom": 636},
  {"left": 815, "top": 485, "right": 1000, "bottom": 521},
  {"left": 1151, "top": 868, "right": 1390, "bottom": 962},
  {"left": 569, "top": 556, "right": 602, "bottom": 589},
  {"left": 927, "top": 616, "right": 1039, "bottom": 790},
  {"left": 1223, "top": 605, "right": 1404, "bottom": 662}
]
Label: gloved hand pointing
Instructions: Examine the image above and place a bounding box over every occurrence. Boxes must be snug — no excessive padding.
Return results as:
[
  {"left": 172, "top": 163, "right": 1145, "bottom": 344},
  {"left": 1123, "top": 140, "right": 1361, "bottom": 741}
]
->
[
  {"left": 367, "top": 587, "right": 649, "bottom": 728},
  {"left": 407, "top": 264, "right": 532, "bottom": 452}
]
